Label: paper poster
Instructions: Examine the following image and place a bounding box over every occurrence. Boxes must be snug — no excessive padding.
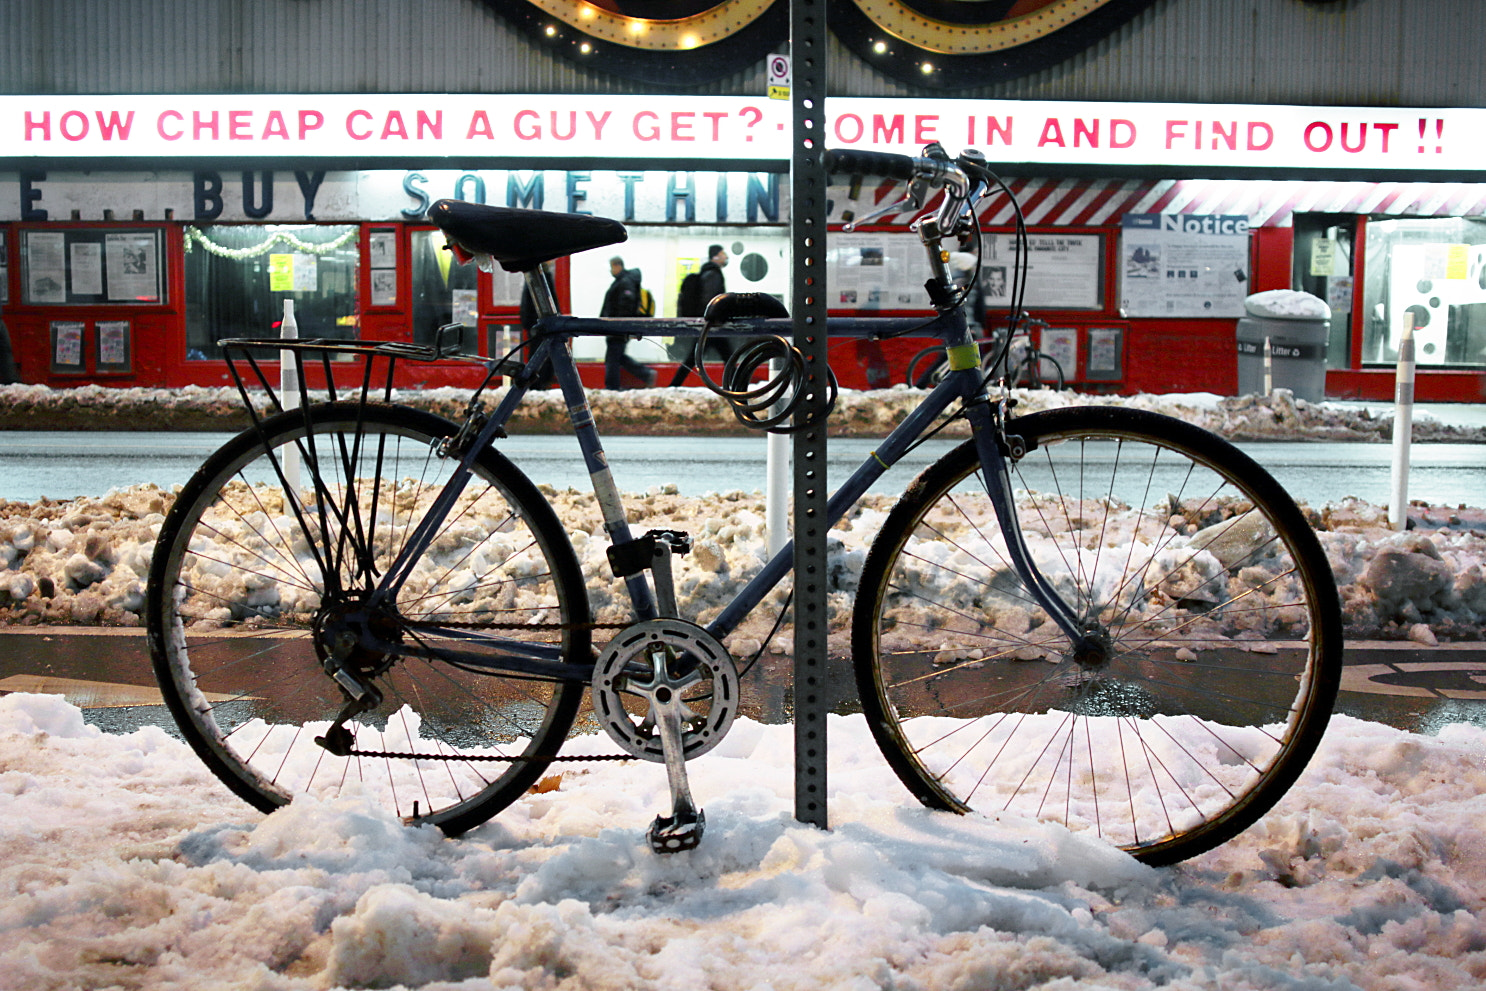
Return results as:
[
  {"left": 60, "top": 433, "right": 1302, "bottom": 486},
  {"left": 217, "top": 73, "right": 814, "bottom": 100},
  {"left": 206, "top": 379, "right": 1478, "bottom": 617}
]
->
[
  {"left": 96, "top": 320, "right": 131, "bottom": 371},
  {"left": 1039, "top": 327, "right": 1079, "bottom": 381},
  {"left": 368, "top": 230, "right": 396, "bottom": 268},
  {"left": 826, "top": 233, "right": 923, "bottom": 310},
  {"left": 981, "top": 233, "right": 1103, "bottom": 310},
  {"left": 269, "top": 253, "right": 318, "bottom": 292},
  {"left": 1086, "top": 327, "right": 1124, "bottom": 381},
  {"left": 1310, "top": 237, "right": 1336, "bottom": 277},
  {"left": 292, "top": 253, "right": 317, "bottom": 291},
  {"left": 1327, "top": 275, "right": 1354, "bottom": 313},
  {"left": 69, "top": 242, "right": 104, "bottom": 296},
  {"left": 1120, "top": 214, "right": 1250, "bottom": 318},
  {"left": 105, "top": 232, "right": 160, "bottom": 301},
  {"left": 27, "top": 232, "right": 67, "bottom": 303},
  {"left": 51, "top": 321, "right": 85, "bottom": 371},
  {"left": 269, "top": 254, "right": 294, "bottom": 290},
  {"left": 453, "top": 288, "right": 478, "bottom": 328},
  {"left": 371, "top": 268, "right": 397, "bottom": 306}
]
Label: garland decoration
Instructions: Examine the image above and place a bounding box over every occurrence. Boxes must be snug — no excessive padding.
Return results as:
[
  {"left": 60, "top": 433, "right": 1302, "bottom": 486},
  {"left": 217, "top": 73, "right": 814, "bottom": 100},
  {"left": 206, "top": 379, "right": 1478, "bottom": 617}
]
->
[{"left": 183, "top": 226, "right": 358, "bottom": 259}]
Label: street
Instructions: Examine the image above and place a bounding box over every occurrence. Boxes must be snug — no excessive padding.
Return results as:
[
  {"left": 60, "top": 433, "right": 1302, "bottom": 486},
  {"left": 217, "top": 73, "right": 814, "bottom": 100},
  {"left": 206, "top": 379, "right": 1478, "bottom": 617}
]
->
[{"left": 1, "top": 429, "right": 1483, "bottom": 508}]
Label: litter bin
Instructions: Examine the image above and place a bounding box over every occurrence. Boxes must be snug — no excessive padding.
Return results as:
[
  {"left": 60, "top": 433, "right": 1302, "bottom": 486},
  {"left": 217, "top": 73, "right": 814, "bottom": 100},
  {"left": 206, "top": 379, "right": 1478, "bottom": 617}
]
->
[{"left": 1235, "top": 290, "right": 1330, "bottom": 402}]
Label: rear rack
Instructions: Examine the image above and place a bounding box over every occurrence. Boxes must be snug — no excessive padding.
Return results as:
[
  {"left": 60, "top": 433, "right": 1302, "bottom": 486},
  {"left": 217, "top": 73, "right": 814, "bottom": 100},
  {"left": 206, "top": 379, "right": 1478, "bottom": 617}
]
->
[{"left": 219, "top": 324, "right": 521, "bottom": 419}]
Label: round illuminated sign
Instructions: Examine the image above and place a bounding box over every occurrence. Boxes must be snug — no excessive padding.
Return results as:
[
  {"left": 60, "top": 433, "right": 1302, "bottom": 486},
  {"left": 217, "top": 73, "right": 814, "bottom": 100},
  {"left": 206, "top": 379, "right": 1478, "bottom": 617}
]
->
[
  {"left": 483, "top": 1, "right": 789, "bottom": 85},
  {"left": 830, "top": 0, "right": 1161, "bottom": 87},
  {"left": 481, "top": 0, "right": 1157, "bottom": 88}
]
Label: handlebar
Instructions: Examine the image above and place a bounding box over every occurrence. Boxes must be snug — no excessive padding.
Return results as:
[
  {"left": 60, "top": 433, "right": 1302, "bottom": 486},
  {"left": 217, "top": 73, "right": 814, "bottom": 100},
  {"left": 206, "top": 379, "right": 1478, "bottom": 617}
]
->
[
  {"left": 822, "top": 148, "right": 922, "bottom": 182},
  {"left": 824, "top": 143, "right": 990, "bottom": 242}
]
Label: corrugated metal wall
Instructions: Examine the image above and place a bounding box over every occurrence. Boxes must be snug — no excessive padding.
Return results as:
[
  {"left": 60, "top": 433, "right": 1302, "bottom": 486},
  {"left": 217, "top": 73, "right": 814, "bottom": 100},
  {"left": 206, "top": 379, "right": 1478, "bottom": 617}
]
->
[{"left": 3, "top": 0, "right": 1482, "bottom": 107}]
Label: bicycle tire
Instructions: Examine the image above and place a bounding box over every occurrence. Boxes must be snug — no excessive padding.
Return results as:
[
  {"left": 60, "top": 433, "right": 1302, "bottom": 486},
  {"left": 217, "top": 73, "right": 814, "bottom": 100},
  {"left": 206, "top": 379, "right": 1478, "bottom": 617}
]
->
[
  {"left": 852, "top": 406, "right": 1341, "bottom": 865},
  {"left": 146, "top": 401, "right": 591, "bottom": 834}
]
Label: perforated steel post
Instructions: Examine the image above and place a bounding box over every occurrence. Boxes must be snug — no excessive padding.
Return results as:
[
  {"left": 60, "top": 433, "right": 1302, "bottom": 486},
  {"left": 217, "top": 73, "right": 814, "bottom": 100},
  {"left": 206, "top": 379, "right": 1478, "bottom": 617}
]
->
[{"left": 790, "top": 0, "right": 829, "bottom": 830}]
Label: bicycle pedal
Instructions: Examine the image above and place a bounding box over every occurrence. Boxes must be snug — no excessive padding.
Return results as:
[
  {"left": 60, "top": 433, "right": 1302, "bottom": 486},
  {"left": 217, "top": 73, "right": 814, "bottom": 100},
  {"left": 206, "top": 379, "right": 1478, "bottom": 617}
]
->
[{"left": 647, "top": 808, "right": 705, "bottom": 854}]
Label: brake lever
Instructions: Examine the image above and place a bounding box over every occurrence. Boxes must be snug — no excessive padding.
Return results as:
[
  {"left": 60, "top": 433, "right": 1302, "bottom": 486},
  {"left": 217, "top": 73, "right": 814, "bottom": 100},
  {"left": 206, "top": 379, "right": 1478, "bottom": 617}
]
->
[{"left": 842, "top": 193, "right": 915, "bottom": 233}]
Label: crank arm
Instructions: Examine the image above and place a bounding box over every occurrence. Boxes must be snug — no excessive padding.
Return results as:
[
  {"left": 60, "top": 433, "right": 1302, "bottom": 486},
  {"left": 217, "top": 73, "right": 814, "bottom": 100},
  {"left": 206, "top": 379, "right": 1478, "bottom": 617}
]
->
[{"left": 641, "top": 645, "right": 706, "bottom": 853}]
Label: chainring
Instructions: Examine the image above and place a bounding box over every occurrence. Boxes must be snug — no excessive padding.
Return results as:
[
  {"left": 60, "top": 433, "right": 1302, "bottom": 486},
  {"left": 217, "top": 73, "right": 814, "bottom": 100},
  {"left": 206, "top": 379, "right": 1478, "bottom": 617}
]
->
[{"left": 590, "top": 618, "right": 739, "bottom": 763}]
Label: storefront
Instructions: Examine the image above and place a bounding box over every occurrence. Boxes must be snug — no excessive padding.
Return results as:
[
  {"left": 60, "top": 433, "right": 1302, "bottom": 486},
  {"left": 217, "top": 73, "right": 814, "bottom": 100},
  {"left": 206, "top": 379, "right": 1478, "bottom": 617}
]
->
[
  {"left": 4, "top": 94, "right": 1485, "bottom": 400},
  {"left": 2, "top": 164, "right": 792, "bottom": 391}
]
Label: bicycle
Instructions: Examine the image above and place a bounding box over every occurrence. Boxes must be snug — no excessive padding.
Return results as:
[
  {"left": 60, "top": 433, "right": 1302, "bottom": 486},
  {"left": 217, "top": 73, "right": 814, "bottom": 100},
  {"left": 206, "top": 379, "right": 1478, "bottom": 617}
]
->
[
  {"left": 905, "top": 314, "right": 1065, "bottom": 391},
  {"left": 145, "top": 144, "right": 1342, "bottom": 866}
]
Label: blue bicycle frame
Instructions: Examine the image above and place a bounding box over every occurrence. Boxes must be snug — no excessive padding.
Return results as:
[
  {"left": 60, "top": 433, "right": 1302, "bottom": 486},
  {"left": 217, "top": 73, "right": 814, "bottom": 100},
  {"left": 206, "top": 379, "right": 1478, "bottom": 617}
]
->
[{"left": 360, "top": 296, "right": 1087, "bottom": 680}]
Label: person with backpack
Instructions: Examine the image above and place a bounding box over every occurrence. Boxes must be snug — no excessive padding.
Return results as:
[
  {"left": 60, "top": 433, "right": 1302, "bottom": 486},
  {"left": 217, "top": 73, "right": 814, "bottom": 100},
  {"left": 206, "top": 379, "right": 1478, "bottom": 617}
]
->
[
  {"left": 601, "top": 256, "right": 656, "bottom": 390},
  {"left": 670, "top": 244, "right": 734, "bottom": 385}
]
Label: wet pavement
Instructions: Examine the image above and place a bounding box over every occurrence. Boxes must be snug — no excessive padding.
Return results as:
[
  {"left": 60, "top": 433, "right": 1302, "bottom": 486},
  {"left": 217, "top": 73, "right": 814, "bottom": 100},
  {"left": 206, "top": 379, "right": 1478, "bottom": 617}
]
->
[{"left": 1, "top": 627, "right": 1483, "bottom": 739}]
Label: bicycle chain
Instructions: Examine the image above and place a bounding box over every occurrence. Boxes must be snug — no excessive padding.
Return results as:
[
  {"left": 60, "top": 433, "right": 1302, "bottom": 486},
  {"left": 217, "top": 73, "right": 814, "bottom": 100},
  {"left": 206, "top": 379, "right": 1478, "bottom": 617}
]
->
[
  {"left": 401, "top": 619, "right": 628, "bottom": 633},
  {"left": 342, "top": 747, "right": 633, "bottom": 763},
  {"left": 338, "top": 620, "right": 634, "bottom": 763}
]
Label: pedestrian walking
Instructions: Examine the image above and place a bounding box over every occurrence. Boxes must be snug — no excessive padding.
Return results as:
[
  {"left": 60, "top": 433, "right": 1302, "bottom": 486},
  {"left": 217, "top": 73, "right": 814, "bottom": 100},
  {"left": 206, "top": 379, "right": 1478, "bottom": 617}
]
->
[{"left": 601, "top": 256, "right": 655, "bottom": 389}]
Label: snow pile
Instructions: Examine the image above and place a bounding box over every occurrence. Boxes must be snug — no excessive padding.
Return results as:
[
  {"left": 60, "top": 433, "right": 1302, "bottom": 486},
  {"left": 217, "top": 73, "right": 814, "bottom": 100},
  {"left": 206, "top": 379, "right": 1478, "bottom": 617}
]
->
[
  {"left": 1244, "top": 289, "right": 1331, "bottom": 320},
  {"left": 1, "top": 382, "right": 1480, "bottom": 443},
  {"left": 1, "top": 690, "right": 1484, "bottom": 989},
  {"left": 2, "top": 484, "right": 1485, "bottom": 641}
]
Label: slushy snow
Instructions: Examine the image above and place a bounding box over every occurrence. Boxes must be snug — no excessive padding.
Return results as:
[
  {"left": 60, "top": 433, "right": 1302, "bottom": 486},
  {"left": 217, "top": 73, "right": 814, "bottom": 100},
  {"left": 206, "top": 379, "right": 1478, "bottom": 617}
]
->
[
  {"left": 1, "top": 691, "right": 1485, "bottom": 990},
  {"left": 2, "top": 482, "right": 1484, "bottom": 642},
  {"left": 2, "top": 386, "right": 1485, "bottom": 988}
]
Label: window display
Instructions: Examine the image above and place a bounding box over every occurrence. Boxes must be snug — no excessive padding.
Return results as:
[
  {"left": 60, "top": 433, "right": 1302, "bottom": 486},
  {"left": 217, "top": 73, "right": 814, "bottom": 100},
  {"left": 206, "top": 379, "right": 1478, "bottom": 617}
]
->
[
  {"left": 1362, "top": 217, "right": 1486, "bottom": 367},
  {"left": 183, "top": 224, "right": 359, "bottom": 359}
]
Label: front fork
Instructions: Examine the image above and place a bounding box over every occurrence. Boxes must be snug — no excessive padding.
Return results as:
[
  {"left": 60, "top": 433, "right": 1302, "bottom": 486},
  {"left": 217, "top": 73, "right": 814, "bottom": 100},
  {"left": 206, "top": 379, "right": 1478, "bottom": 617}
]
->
[{"left": 960, "top": 389, "right": 1093, "bottom": 652}]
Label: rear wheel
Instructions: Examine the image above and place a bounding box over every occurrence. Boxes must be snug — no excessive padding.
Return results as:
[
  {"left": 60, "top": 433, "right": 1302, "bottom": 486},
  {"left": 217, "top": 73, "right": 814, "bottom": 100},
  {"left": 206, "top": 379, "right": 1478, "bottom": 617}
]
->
[
  {"left": 906, "top": 345, "right": 949, "bottom": 389},
  {"left": 852, "top": 407, "right": 1341, "bottom": 864},
  {"left": 147, "top": 402, "right": 590, "bottom": 834},
  {"left": 1011, "top": 352, "right": 1064, "bottom": 390}
]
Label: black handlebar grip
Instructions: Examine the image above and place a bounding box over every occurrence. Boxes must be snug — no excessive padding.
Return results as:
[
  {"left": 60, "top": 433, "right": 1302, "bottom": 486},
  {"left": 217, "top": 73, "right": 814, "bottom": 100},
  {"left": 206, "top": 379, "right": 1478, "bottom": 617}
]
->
[{"left": 823, "top": 148, "right": 919, "bottom": 181}]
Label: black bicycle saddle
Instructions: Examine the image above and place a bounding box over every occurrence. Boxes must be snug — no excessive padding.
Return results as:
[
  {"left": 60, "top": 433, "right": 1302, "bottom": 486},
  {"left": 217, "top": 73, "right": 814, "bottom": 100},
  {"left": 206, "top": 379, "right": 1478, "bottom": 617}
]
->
[{"left": 426, "top": 200, "right": 628, "bottom": 273}]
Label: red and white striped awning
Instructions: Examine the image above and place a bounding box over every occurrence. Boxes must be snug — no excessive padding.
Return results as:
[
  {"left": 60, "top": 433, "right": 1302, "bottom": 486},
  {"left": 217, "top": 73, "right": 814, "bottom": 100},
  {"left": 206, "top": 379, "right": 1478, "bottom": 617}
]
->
[{"left": 830, "top": 177, "right": 1486, "bottom": 228}]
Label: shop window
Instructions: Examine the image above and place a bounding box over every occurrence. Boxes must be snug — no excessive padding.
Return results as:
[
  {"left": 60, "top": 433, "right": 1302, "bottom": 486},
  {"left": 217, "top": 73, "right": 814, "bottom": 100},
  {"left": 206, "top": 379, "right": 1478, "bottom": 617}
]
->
[
  {"left": 184, "top": 225, "right": 359, "bottom": 359},
  {"left": 1362, "top": 217, "right": 1486, "bottom": 368},
  {"left": 411, "top": 230, "right": 478, "bottom": 347},
  {"left": 1292, "top": 214, "right": 1355, "bottom": 368}
]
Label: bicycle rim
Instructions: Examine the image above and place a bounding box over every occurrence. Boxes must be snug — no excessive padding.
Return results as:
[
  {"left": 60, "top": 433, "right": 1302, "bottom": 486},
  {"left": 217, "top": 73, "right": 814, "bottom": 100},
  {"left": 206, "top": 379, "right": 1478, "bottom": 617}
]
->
[
  {"left": 853, "top": 406, "right": 1341, "bottom": 864},
  {"left": 147, "top": 402, "right": 589, "bottom": 833}
]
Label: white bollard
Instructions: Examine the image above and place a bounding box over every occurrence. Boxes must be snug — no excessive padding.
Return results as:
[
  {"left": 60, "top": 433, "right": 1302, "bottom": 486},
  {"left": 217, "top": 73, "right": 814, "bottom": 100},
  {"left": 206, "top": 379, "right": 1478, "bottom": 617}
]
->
[
  {"left": 1388, "top": 322, "right": 1415, "bottom": 530},
  {"left": 280, "top": 299, "right": 301, "bottom": 496},
  {"left": 1262, "top": 336, "right": 1273, "bottom": 395},
  {"left": 765, "top": 358, "right": 790, "bottom": 558}
]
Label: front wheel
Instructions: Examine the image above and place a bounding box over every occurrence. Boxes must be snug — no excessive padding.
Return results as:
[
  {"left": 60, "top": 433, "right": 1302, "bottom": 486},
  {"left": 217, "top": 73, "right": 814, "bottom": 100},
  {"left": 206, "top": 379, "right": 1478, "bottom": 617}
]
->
[
  {"left": 146, "top": 402, "right": 591, "bottom": 834},
  {"left": 852, "top": 407, "right": 1341, "bottom": 865}
]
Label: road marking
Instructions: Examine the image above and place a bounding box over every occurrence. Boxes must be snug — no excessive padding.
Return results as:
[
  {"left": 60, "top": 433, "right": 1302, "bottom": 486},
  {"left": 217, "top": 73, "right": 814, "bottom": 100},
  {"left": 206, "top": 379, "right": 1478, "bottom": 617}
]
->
[{"left": 1339, "top": 662, "right": 1486, "bottom": 700}]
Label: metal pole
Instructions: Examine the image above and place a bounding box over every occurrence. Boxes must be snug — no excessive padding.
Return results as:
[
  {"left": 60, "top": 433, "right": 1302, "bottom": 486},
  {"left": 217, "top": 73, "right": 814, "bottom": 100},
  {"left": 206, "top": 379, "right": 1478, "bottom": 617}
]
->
[
  {"left": 790, "top": 0, "right": 829, "bottom": 830},
  {"left": 1389, "top": 321, "right": 1416, "bottom": 530}
]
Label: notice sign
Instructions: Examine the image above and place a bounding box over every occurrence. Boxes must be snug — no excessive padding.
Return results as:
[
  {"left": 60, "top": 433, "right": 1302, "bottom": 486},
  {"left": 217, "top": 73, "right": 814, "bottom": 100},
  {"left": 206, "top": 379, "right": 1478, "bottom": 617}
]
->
[{"left": 1119, "top": 214, "right": 1250, "bottom": 318}]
